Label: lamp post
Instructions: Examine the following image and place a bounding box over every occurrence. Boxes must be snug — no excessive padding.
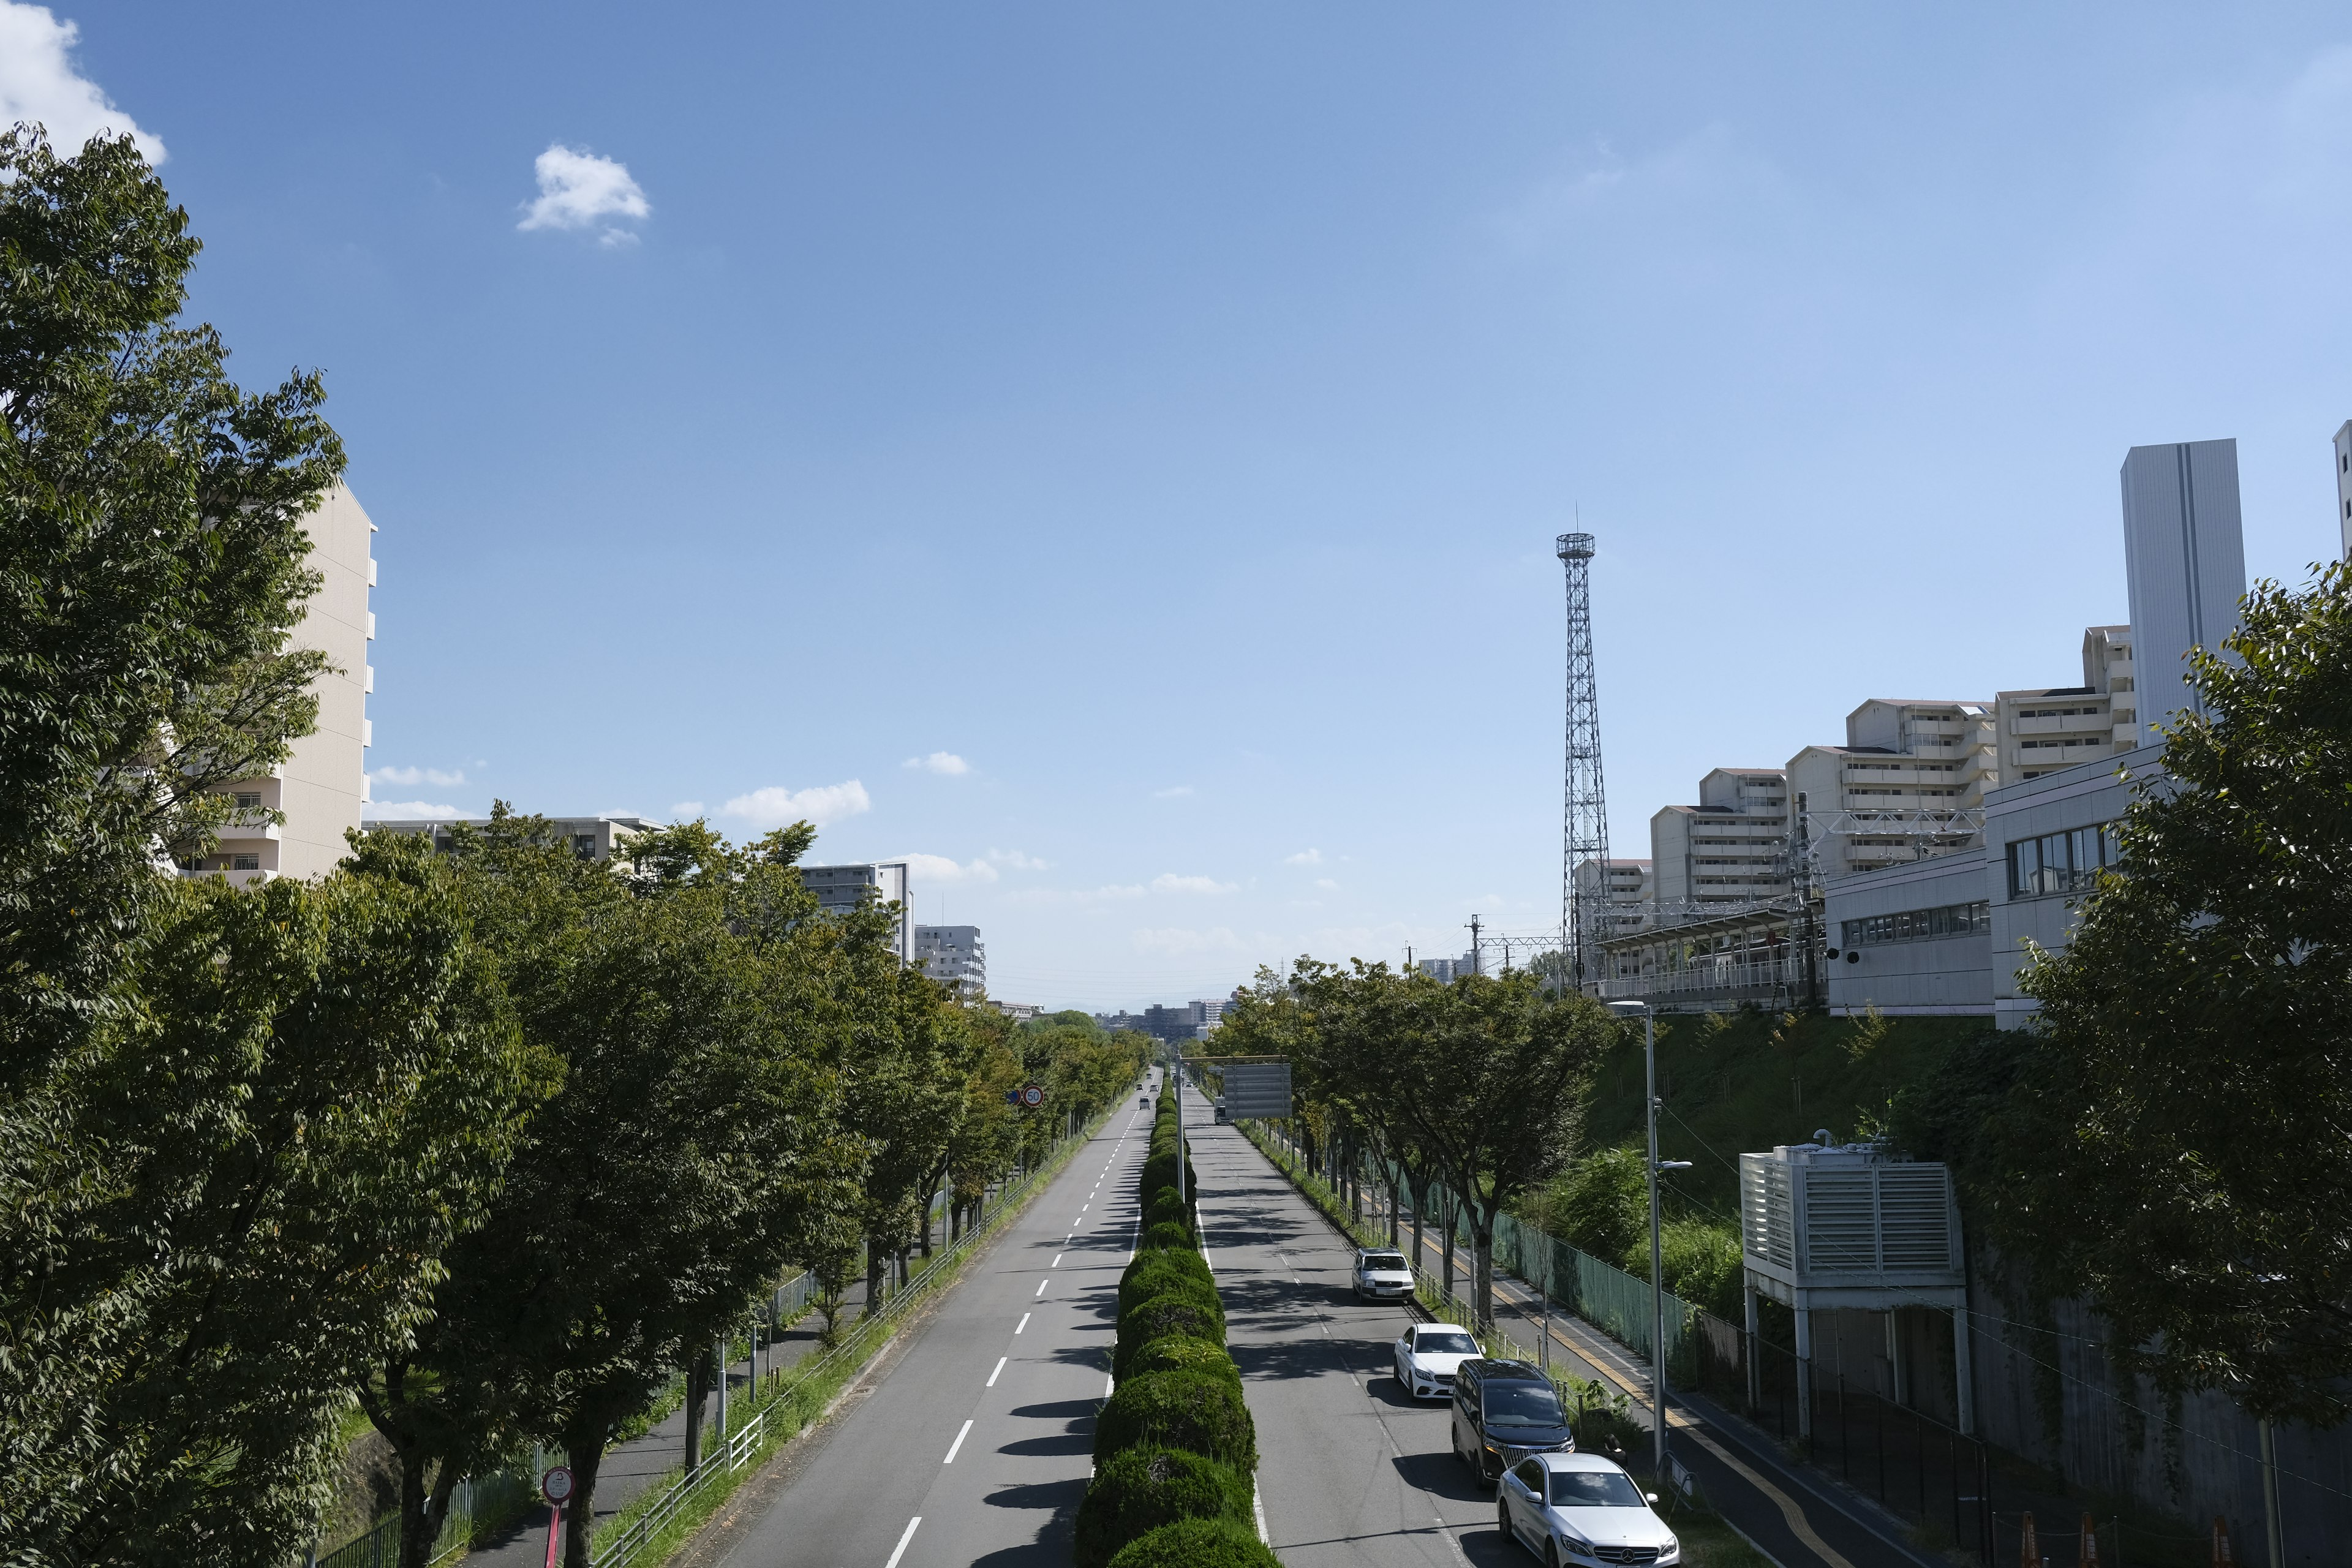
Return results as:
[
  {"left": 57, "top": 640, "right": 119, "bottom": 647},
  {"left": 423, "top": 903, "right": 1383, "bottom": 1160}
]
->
[{"left": 1610, "top": 998, "right": 1691, "bottom": 1477}]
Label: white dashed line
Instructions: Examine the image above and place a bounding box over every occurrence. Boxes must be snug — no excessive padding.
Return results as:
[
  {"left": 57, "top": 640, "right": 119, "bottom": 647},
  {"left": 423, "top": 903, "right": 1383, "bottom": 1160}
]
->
[
  {"left": 884, "top": 1517, "right": 921, "bottom": 1568},
  {"left": 988, "top": 1356, "right": 1006, "bottom": 1387},
  {"left": 1035, "top": 1279, "right": 1049, "bottom": 1298},
  {"left": 943, "top": 1419, "right": 973, "bottom": 1464},
  {"left": 1015, "top": 1312, "right": 1031, "bottom": 1334}
]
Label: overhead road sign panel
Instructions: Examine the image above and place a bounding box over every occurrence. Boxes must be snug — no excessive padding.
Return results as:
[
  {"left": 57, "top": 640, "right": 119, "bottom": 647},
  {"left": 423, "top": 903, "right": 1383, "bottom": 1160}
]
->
[{"left": 1218, "top": 1061, "right": 1292, "bottom": 1120}]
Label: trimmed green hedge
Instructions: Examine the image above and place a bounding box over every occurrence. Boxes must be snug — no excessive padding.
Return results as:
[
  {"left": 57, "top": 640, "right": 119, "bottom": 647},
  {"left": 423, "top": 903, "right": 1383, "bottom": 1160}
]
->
[
  {"left": 1137, "top": 1221, "right": 1193, "bottom": 1253},
  {"left": 1121, "top": 1334, "right": 1242, "bottom": 1385},
  {"left": 1112, "top": 1297, "right": 1222, "bottom": 1378},
  {"left": 1071, "top": 1447, "right": 1253, "bottom": 1568},
  {"left": 1144, "top": 1185, "right": 1190, "bottom": 1234},
  {"left": 1118, "top": 1276, "right": 1223, "bottom": 1338},
  {"left": 1118, "top": 1250, "right": 1212, "bottom": 1314},
  {"left": 1102, "top": 1518, "right": 1280, "bottom": 1568},
  {"left": 1093, "top": 1370, "right": 1257, "bottom": 1472}
]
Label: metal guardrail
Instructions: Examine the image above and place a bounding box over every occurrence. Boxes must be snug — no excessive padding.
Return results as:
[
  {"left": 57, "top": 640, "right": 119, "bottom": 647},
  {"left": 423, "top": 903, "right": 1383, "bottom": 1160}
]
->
[{"left": 585, "top": 1411, "right": 766, "bottom": 1568}]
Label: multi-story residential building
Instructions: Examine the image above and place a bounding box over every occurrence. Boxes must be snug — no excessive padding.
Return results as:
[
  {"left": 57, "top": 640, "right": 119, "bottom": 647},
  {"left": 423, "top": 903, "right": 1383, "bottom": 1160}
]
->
[
  {"left": 2119, "top": 439, "right": 2246, "bottom": 744},
  {"left": 1571, "top": 858, "right": 1654, "bottom": 940},
  {"left": 799, "top": 861, "right": 914, "bottom": 963},
  {"left": 182, "top": 483, "right": 375, "bottom": 884},
  {"left": 1784, "top": 699, "right": 1994, "bottom": 878},
  {"left": 371, "top": 815, "right": 651, "bottom": 862},
  {"left": 914, "top": 924, "right": 986, "bottom": 998},
  {"left": 2334, "top": 420, "right": 2352, "bottom": 560},
  {"left": 1995, "top": 627, "right": 2138, "bottom": 782},
  {"left": 1133, "top": 1000, "right": 1223, "bottom": 1042},
  {"left": 1416, "top": 950, "right": 1480, "bottom": 982},
  {"left": 1649, "top": 767, "right": 1790, "bottom": 911}
]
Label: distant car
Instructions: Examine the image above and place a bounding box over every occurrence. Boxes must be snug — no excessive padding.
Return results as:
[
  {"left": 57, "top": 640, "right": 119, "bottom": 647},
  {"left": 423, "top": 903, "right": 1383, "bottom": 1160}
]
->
[
  {"left": 1496, "top": 1451, "right": 1678, "bottom": 1566},
  {"left": 1452, "top": 1359, "right": 1575, "bottom": 1485},
  {"left": 1392, "top": 1322, "right": 1480, "bottom": 1400},
  {"left": 1352, "top": 1248, "right": 1414, "bottom": 1301},
  {"left": 1213, "top": 1097, "right": 1229, "bottom": 1123}
]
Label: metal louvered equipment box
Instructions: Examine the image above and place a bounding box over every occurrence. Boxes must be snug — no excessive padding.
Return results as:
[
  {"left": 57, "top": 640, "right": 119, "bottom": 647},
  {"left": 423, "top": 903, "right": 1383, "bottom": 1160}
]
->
[{"left": 1738, "top": 1140, "right": 1975, "bottom": 1435}]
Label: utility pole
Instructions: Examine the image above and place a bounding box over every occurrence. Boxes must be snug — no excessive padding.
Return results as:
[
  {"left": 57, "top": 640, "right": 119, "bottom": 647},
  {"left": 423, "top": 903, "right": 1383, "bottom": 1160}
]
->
[
  {"left": 1612, "top": 998, "right": 1691, "bottom": 1477},
  {"left": 1467, "top": 913, "right": 1482, "bottom": 976},
  {"left": 1558, "top": 532, "right": 1611, "bottom": 995}
]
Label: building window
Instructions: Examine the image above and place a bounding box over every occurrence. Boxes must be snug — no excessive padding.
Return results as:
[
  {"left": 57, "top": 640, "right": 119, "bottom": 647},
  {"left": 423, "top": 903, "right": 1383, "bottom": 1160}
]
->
[
  {"left": 232, "top": 854, "right": 261, "bottom": 872},
  {"left": 2007, "top": 823, "right": 2119, "bottom": 899},
  {"left": 1841, "top": 901, "right": 1991, "bottom": 948},
  {"left": 233, "top": 791, "right": 263, "bottom": 810},
  {"left": 573, "top": 834, "right": 595, "bottom": 859}
]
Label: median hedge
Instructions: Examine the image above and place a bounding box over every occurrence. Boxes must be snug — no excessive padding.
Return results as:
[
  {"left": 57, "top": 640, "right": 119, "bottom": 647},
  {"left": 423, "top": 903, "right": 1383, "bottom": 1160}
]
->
[
  {"left": 1079, "top": 1081, "right": 1261, "bottom": 1567},
  {"left": 1072, "top": 1446, "right": 1253, "bottom": 1568}
]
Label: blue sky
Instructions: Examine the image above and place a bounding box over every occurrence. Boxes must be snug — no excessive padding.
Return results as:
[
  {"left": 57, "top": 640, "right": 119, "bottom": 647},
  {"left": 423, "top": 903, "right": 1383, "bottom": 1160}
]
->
[{"left": 20, "top": 2, "right": 2352, "bottom": 1007}]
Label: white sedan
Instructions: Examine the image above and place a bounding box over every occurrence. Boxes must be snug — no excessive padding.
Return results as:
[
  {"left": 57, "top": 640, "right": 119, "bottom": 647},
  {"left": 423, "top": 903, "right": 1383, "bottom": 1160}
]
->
[
  {"left": 1496, "top": 1452, "right": 1679, "bottom": 1566},
  {"left": 1392, "top": 1323, "right": 1480, "bottom": 1400}
]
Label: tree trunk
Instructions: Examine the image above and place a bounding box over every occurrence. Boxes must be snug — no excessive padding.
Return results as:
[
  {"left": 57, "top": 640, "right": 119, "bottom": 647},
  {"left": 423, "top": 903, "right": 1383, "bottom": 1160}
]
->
[
  {"left": 1441, "top": 1189, "right": 1456, "bottom": 1303},
  {"left": 864, "top": 1240, "right": 886, "bottom": 1319},
  {"left": 1472, "top": 1218, "right": 1496, "bottom": 1329},
  {"left": 562, "top": 1433, "right": 605, "bottom": 1568},
  {"left": 684, "top": 1348, "right": 712, "bottom": 1471},
  {"left": 1409, "top": 1175, "right": 1426, "bottom": 1276},
  {"left": 1388, "top": 1171, "right": 1400, "bottom": 1246}
]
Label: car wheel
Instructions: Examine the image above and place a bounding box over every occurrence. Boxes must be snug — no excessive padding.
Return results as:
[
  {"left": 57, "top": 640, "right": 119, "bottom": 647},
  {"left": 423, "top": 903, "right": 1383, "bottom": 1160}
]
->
[
  {"left": 1544, "top": 1541, "right": 1560, "bottom": 1568},
  {"left": 1496, "top": 1496, "right": 1514, "bottom": 1547}
]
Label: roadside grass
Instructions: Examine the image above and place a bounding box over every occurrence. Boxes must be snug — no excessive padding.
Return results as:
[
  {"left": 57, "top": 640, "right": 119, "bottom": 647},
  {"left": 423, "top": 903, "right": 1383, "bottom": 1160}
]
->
[{"left": 589, "top": 1107, "right": 1121, "bottom": 1568}]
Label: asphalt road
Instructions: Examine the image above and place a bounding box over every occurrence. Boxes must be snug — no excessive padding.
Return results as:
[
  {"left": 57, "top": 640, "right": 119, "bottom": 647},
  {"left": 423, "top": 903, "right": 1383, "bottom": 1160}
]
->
[{"left": 707, "top": 1084, "right": 1156, "bottom": 1568}]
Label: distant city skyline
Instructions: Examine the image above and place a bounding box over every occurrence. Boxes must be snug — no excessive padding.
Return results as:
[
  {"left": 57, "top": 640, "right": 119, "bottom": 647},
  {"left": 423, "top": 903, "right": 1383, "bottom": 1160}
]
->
[{"left": 28, "top": 1, "right": 2352, "bottom": 1003}]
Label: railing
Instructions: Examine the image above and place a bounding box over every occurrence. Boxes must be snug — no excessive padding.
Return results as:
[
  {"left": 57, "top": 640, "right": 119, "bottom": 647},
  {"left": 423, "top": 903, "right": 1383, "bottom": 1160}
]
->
[{"left": 585, "top": 1411, "right": 766, "bottom": 1568}]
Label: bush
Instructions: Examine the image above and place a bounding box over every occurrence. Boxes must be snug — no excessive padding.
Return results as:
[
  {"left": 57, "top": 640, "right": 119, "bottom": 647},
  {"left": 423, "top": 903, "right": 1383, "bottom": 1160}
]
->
[
  {"left": 1138, "top": 1221, "right": 1194, "bottom": 1253},
  {"left": 1118, "top": 1279, "right": 1223, "bottom": 1341},
  {"left": 1093, "top": 1370, "right": 1257, "bottom": 1471},
  {"left": 1121, "top": 1334, "right": 1240, "bottom": 1385},
  {"left": 1072, "top": 1446, "right": 1254, "bottom": 1568},
  {"left": 1120, "top": 1249, "right": 1211, "bottom": 1313},
  {"left": 1144, "top": 1185, "right": 1190, "bottom": 1233},
  {"left": 1103, "top": 1518, "right": 1280, "bottom": 1568}
]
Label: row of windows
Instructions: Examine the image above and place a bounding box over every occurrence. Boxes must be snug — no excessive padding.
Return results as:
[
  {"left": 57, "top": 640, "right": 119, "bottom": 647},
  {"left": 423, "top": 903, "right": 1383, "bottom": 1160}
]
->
[
  {"left": 1841, "top": 901, "right": 1991, "bottom": 948},
  {"left": 2017, "top": 705, "right": 2103, "bottom": 720},
  {"left": 2008, "top": 823, "right": 2119, "bottom": 898},
  {"left": 2017, "top": 736, "right": 2109, "bottom": 750}
]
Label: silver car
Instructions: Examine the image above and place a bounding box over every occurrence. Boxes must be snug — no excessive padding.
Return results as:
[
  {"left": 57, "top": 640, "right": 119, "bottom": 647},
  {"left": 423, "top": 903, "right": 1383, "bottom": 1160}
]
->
[
  {"left": 1496, "top": 1452, "right": 1679, "bottom": 1566},
  {"left": 1352, "top": 1247, "right": 1413, "bottom": 1300}
]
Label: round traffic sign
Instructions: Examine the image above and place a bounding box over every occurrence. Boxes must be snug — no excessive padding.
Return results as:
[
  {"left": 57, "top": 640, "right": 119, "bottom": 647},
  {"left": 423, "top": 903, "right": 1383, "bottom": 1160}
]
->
[
  {"left": 541, "top": 1466, "right": 574, "bottom": 1506},
  {"left": 1021, "top": 1084, "right": 1044, "bottom": 1108}
]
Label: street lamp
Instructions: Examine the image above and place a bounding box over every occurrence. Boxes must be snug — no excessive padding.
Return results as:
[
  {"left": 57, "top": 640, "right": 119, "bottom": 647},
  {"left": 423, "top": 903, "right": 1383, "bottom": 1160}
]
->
[{"left": 1609, "top": 998, "right": 1692, "bottom": 1479}]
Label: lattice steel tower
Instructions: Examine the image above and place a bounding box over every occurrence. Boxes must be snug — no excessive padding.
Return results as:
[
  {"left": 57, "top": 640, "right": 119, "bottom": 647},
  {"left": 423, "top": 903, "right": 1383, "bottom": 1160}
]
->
[{"left": 1557, "top": 532, "right": 1610, "bottom": 992}]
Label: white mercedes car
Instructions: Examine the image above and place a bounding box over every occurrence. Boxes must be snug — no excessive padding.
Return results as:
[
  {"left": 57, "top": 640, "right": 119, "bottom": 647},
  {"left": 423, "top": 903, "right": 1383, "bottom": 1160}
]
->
[
  {"left": 1392, "top": 1323, "right": 1480, "bottom": 1400},
  {"left": 1496, "top": 1452, "right": 1679, "bottom": 1566}
]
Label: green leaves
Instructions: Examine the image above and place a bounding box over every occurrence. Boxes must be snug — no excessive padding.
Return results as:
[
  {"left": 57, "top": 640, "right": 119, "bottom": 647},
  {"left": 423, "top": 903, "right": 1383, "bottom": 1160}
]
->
[{"left": 2005, "top": 561, "right": 2352, "bottom": 1427}]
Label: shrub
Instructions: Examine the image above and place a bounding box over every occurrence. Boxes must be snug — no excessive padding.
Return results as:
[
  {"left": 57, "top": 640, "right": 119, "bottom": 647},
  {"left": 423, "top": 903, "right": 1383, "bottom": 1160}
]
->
[
  {"left": 1144, "top": 1185, "right": 1190, "bottom": 1233},
  {"left": 1093, "top": 1370, "right": 1257, "bottom": 1471},
  {"left": 1121, "top": 1334, "right": 1241, "bottom": 1385},
  {"left": 1072, "top": 1446, "right": 1253, "bottom": 1568},
  {"left": 1118, "top": 1279, "right": 1223, "bottom": 1340},
  {"left": 1115, "top": 1295, "right": 1221, "bottom": 1366},
  {"left": 1103, "top": 1518, "right": 1281, "bottom": 1568},
  {"left": 1120, "top": 1249, "right": 1212, "bottom": 1313},
  {"left": 1138, "top": 1221, "right": 1193, "bottom": 1254}
]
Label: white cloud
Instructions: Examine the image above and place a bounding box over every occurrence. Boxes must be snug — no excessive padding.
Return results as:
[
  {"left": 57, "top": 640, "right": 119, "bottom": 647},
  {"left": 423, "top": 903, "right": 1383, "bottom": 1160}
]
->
[
  {"left": 1133, "top": 926, "right": 1243, "bottom": 956},
  {"left": 1151, "top": 785, "right": 1194, "bottom": 799},
  {"left": 1152, "top": 873, "right": 1237, "bottom": 895},
  {"left": 1283, "top": 848, "right": 1322, "bottom": 865},
  {"left": 987, "top": 848, "right": 1050, "bottom": 870},
  {"left": 893, "top": 852, "right": 998, "bottom": 884},
  {"left": 719, "top": 779, "right": 870, "bottom": 829},
  {"left": 902, "top": 751, "right": 970, "bottom": 776},
  {"left": 1315, "top": 878, "right": 1340, "bottom": 891},
  {"left": 518, "top": 143, "right": 649, "bottom": 244},
  {"left": 364, "top": 800, "right": 466, "bottom": 820},
  {"left": 671, "top": 800, "right": 706, "bottom": 820},
  {"left": 372, "top": 764, "right": 467, "bottom": 788},
  {"left": 0, "top": 5, "right": 164, "bottom": 163}
]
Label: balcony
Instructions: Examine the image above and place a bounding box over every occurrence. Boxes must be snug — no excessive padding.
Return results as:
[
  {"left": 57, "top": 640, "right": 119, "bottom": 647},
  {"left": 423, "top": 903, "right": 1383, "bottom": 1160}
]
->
[{"left": 2010, "top": 712, "right": 2108, "bottom": 736}]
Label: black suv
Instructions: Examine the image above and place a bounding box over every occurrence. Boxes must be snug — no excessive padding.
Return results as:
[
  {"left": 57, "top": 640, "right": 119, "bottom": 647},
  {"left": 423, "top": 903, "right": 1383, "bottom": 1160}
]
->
[{"left": 1449, "top": 1358, "right": 1575, "bottom": 1485}]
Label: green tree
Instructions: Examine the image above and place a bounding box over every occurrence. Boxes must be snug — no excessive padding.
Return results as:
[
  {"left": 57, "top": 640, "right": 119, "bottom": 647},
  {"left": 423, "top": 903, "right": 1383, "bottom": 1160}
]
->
[
  {"left": 2, "top": 840, "right": 537, "bottom": 1566},
  {"left": 1996, "top": 562, "right": 2352, "bottom": 1427}
]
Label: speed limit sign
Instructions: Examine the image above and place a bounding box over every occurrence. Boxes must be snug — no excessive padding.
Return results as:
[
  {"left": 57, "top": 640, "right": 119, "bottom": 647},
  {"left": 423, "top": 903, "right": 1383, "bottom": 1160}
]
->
[
  {"left": 541, "top": 1466, "right": 574, "bottom": 1506},
  {"left": 1020, "top": 1084, "right": 1044, "bottom": 1108}
]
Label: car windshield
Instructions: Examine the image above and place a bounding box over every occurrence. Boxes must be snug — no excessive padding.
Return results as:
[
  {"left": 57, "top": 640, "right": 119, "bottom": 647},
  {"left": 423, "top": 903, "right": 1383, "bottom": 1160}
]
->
[
  {"left": 1416, "top": 1329, "right": 1478, "bottom": 1355},
  {"left": 1549, "top": 1471, "right": 1647, "bottom": 1507},
  {"left": 1483, "top": 1382, "right": 1567, "bottom": 1428},
  {"left": 1363, "top": 1253, "right": 1407, "bottom": 1270}
]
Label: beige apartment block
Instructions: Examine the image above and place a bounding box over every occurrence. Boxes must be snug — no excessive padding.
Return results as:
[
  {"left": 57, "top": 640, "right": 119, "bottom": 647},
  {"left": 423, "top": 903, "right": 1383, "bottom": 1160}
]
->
[
  {"left": 1785, "top": 699, "right": 1994, "bottom": 877},
  {"left": 1995, "top": 626, "right": 2136, "bottom": 783},
  {"left": 1649, "top": 767, "right": 1789, "bottom": 911},
  {"left": 182, "top": 483, "right": 375, "bottom": 886},
  {"left": 1571, "top": 856, "right": 1654, "bottom": 939}
]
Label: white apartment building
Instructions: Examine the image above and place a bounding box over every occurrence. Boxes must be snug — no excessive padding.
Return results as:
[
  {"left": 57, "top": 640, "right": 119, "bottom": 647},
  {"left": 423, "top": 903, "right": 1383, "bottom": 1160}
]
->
[
  {"left": 800, "top": 861, "right": 915, "bottom": 964},
  {"left": 182, "top": 483, "right": 375, "bottom": 885},
  {"left": 1572, "top": 857, "right": 1654, "bottom": 938},
  {"left": 1995, "top": 627, "right": 2138, "bottom": 783},
  {"left": 2333, "top": 420, "right": 2352, "bottom": 560},
  {"left": 915, "top": 924, "right": 986, "bottom": 998},
  {"left": 1784, "top": 699, "right": 1994, "bottom": 878},
  {"left": 370, "top": 815, "right": 650, "bottom": 862},
  {"left": 2120, "top": 439, "right": 2246, "bottom": 744},
  {"left": 1649, "top": 767, "right": 1790, "bottom": 911}
]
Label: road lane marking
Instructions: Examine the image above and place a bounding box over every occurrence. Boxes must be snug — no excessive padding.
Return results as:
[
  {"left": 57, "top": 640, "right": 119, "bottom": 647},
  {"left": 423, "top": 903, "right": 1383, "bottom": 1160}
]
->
[
  {"left": 1105, "top": 1373, "right": 1115, "bottom": 1396},
  {"left": 988, "top": 1356, "right": 1006, "bottom": 1387},
  {"left": 943, "top": 1419, "right": 973, "bottom": 1463},
  {"left": 1016, "top": 1312, "right": 1030, "bottom": 1333},
  {"left": 1035, "top": 1279, "right": 1049, "bottom": 1297},
  {"left": 884, "top": 1517, "right": 921, "bottom": 1568},
  {"left": 1052, "top": 1253, "right": 1063, "bottom": 1267}
]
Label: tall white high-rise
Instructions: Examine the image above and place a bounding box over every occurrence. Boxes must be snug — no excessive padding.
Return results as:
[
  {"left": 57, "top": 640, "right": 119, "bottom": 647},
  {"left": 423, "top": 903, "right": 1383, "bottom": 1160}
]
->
[
  {"left": 2332, "top": 420, "right": 2352, "bottom": 561},
  {"left": 2118, "top": 440, "right": 2247, "bottom": 745}
]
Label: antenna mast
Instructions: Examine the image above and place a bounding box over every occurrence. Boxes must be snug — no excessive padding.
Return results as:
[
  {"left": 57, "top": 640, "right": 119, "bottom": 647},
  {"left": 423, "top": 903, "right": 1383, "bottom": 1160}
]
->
[{"left": 1558, "top": 531, "right": 1610, "bottom": 993}]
